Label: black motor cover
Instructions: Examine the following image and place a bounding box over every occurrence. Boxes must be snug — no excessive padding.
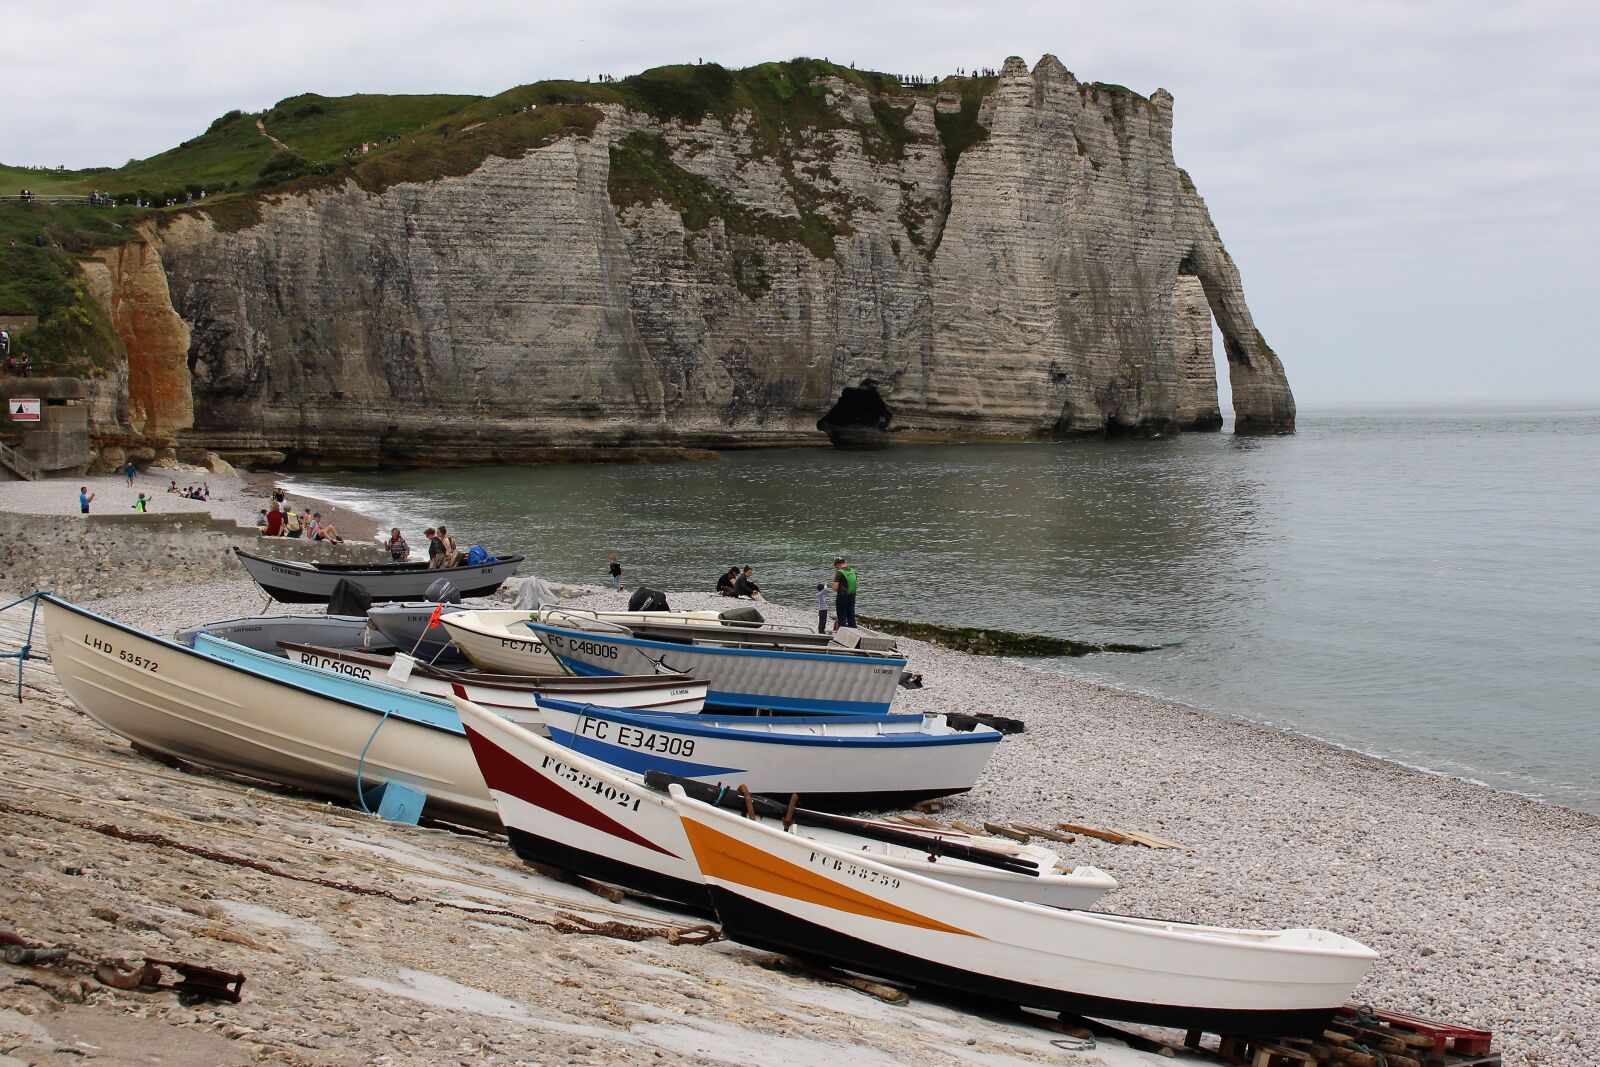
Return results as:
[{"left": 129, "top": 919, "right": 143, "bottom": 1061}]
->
[
  {"left": 327, "top": 579, "right": 373, "bottom": 617},
  {"left": 425, "top": 578, "right": 462, "bottom": 604},
  {"left": 628, "top": 587, "right": 672, "bottom": 612}
]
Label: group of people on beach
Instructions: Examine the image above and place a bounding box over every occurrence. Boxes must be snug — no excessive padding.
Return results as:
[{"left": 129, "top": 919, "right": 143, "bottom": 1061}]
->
[
  {"left": 709, "top": 556, "right": 859, "bottom": 633},
  {"left": 379, "top": 526, "right": 467, "bottom": 568},
  {"left": 257, "top": 487, "right": 343, "bottom": 543},
  {"left": 166, "top": 480, "right": 210, "bottom": 500}
]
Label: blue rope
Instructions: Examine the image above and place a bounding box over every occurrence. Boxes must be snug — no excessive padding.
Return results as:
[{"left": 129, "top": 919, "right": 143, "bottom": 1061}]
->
[
  {"left": 1, "top": 592, "right": 45, "bottom": 702},
  {"left": 354, "top": 707, "right": 396, "bottom": 813}
]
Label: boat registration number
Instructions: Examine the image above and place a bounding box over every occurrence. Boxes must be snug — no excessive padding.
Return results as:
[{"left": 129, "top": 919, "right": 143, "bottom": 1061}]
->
[
  {"left": 808, "top": 851, "right": 901, "bottom": 889},
  {"left": 297, "top": 653, "right": 373, "bottom": 680},
  {"left": 538, "top": 633, "right": 619, "bottom": 660},
  {"left": 84, "top": 634, "right": 159, "bottom": 674},
  {"left": 577, "top": 717, "right": 695, "bottom": 757},
  {"left": 538, "top": 755, "right": 641, "bottom": 812}
]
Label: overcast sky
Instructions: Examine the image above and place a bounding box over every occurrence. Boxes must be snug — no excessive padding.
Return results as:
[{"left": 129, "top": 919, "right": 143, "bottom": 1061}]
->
[{"left": 5, "top": 1, "right": 1596, "bottom": 407}]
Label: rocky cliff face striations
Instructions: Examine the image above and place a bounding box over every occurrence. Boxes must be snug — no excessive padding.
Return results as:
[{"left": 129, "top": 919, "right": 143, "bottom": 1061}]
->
[{"left": 114, "top": 56, "right": 1293, "bottom": 467}]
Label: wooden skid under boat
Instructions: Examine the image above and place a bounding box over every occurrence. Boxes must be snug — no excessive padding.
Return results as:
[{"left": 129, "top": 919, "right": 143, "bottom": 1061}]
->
[
  {"left": 280, "top": 643, "right": 709, "bottom": 715},
  {"left": 38, "top": 595, "right": 496, "bottom": 825},
  {"left": 454, "top": 697, "right": 1115, "bottom": 913},
  {"left": 670, "top": 790, "right": 1379, "bottom": 1037},
  {"left": 525, "top": 618, "right": 909, "bottom": 716},
  {"left": 232, "top": 547, "right": 523, "bottom": 604},
  {"left": 532, "top": 698, "right": 999, "bottom": 810}
]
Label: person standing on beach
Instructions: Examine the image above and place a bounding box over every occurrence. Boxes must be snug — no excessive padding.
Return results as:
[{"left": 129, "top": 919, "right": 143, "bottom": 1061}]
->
[
  {"left": 122, "top": 461, "right": 136, "bottom": 486},
  {"left": 608, "top": 555, "right": 623, "bottom": 592},
  {"left": 832, "top": 556, "right": 858, "bottom": 630},
  {"left": 816, "top": 582, "right": 829, "bottom": 634},
  {"left": 132, "top": 493, "right": 149, "bottom": 513},
  {"left": 79, "top": 487, "right": 95, "bottom": 514}
]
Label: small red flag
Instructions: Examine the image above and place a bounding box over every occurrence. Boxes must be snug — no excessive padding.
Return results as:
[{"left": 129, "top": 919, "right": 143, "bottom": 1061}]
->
[{"left": 427, "top": 605, "right": 444, "bottom": 630}]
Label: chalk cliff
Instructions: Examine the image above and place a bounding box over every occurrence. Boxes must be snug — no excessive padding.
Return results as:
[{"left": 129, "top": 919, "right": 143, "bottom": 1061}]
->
[{"left": 117, "top": 56, "right": 1294, "bottom": 467}]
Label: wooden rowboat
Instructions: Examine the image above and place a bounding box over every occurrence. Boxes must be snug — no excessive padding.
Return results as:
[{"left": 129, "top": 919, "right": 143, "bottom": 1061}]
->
[
  {"left": 279, "top": 642, "right": 708, "bottom": 716},
  {"left": 532, "top": 698, "right": 999, "bottom": 810},
  {"left": 454, "top": 696, "right": 1116, "bottom": 912},
  {"left": 670, "top": 788, "right": 1379, "bottom": 1036},
  {"left": 232, "top": 547, "right": 523, "bottom": 604}
]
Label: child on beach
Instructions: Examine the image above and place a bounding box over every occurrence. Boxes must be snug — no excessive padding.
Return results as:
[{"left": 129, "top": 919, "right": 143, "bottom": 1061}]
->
[
  {"left": 132, "top": 493, "right": 149, "bottom": 512},
  {"left": 816, "top": 582, "right": 829, "bottom": 634},
  {"left": 608, "top": 555, "right": 623, "bottom": 591},
  {"left": 79, "top": 487, "right": 95, "bottom": 514}
]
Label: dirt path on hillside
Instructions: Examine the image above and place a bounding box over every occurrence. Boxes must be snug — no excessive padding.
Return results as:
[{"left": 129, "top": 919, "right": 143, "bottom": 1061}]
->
[{"left": 254, "top": 118, "right": 289, "bottom": 152}]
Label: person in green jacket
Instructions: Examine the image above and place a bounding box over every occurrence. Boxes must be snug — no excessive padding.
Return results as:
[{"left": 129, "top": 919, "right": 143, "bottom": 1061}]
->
[{"left": 831, "top": 556, "right": 858, "bottom": 630}]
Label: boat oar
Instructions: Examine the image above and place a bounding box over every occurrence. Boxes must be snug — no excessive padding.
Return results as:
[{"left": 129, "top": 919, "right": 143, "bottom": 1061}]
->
[
  {"left": 643, "top": 772, "right": 1039, "bottom": 876},
  {"left": 393, "top": 605, "right": 446, "bottom": 682}
]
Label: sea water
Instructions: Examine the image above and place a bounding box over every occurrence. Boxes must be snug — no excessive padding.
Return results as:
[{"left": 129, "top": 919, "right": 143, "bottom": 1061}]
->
[{"left": 285, "top": 405, "right": 1600, "bottom": 813}]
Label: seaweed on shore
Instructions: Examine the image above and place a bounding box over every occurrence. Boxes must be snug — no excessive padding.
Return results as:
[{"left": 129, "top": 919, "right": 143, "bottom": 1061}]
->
[{"left": 858, "top": 615, "right": 1156, "bottom": 658}]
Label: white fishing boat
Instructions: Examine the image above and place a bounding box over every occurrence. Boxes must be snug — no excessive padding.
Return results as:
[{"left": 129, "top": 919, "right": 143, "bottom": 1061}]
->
[
  {"left": 38, "top": 594, "right": 496, "bottom": 824},
  {"left": 281, "top": 643, "right": 708, "bottom": 715},
  {"left": 532, "top": 698, "right": 999, "bottom": 809},
  {"left": 526, "top": 615, "right": 909, "bottom": 715},
  {"left": 671, "top": 788, "right": 1380, "bottom": 1036},
  {"left": 175, "top": 613, "right": 395, "bottom": 655},
  {"left": 438, "top": 607, "right": 738, "bottom": 676},
  {"left": 454, "top": 697, "right": 1115, "bottom": 912}
]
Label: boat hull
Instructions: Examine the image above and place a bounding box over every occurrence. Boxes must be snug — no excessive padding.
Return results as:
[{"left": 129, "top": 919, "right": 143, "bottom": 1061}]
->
[
  {"left": 175, "top": 613, "right": 393, "bottom": 655},
  {"left": 456, "top": 698, "right": 1108, "bottom": 912},
  {"left": 285, "top": 644, "right": 708, "bottom": 716},
  {"left": 527, "top": 621, "right": 907, "bottom": 715},
  {"left": 40, "top": 596, "right": 494, "bottom": 825},
  {"left": 233, "top": 547, "right": 522, "bottom": 604},
  {"left": 439, "top": 611, "right": 565, "bottom": 676},
  {"left": 533, "top": 699, "right": 998, "bottom": 809},
  {"left": 364, "top": 603, "right": 469, "bottom": 662},
  {"left": 673, "top": 794, "right": 1378, "bottom": 1037}
]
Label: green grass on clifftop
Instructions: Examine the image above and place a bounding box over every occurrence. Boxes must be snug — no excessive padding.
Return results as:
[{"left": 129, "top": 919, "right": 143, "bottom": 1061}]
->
[{"left": 2, "top": 58, "right": 1000, "bottom": 358}]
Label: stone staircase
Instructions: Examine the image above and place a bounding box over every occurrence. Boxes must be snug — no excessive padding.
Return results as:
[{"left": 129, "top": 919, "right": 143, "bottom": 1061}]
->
[{"left": 0, "top": 440, "right": 37, "bottom": 481}]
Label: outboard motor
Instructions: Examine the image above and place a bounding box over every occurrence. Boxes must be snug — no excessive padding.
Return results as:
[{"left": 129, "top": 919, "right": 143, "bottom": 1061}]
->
[
  {"left": 425, "top": 578, "right": 462, "bottom": 604},
  {"left": 628, "top": 586, "right": 672, "bottom": 612},
  {"left": 327, "top": 579, "right": 373, "bottom": 618}
]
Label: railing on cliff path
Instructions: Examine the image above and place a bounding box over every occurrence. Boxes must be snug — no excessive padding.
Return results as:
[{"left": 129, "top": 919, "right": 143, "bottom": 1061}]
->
[{"left": 0, "top": 440, "right": 38, "bottom": 481}]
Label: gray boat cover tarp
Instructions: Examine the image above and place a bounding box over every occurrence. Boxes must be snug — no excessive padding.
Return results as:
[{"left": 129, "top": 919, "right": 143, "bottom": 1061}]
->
[{"left": 511, "top": 578, "right": 562, "bottom": 611}]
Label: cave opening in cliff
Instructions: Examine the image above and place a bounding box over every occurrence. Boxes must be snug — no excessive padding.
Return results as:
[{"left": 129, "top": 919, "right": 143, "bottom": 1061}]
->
[{"left": 817, "top": 382, "right": 893, "bottom": 433}]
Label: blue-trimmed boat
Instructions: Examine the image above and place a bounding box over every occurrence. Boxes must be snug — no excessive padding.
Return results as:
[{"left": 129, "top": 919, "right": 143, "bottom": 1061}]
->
[
  {"left": 37, "top": 594, "right": 498, "bottom": 825},
  {"left": 524, "top": 617, "right": 910, "bottom": 715},
  {"left": 533, "top": 697, "right": 1000, "bottom": 810}
]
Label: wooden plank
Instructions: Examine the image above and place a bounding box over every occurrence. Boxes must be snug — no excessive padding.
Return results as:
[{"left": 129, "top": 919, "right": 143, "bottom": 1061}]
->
[
  {"left": 982, "top": 821, "right": 1030, "bottom": 843},
  {"left": 1012, "top": 823, "right": 1077, "bottom": 844},
  {"left": 911, "top": 798, "right": 944, "bottom": 814},
  {"left": 1105, "top": 825, "right": 1194, "bottom": 851},
  {"left": 891, "top": 814, "right": 953, "bottom": 831},
  {"left": 1058, "top": 822, "right": 1130, "bottom": 844},
  {"left": 760, "top": 955, "right": 909, "bottom": 1004},
  {"left": 951, "top": 820, "right": 987, "bottom": 836}
]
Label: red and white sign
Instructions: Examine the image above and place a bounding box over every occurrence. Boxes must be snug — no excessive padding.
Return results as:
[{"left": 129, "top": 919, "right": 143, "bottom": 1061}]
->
[{"left": 9, "top": 398, "right": 40, "bottom": 423}]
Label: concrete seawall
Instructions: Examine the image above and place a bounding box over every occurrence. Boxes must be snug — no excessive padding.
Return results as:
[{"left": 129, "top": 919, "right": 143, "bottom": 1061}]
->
[{"left": 0, "top": 512, "right": 388, "bottom": 603}]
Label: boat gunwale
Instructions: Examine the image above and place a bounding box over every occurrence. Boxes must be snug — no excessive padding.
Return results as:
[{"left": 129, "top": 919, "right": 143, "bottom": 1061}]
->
[
  {"left": 673, "top": 790, "right": 1379, "bottom": 959},
  {"left": 525, "top": 620, "right": 909, "bottom": 667},
  {"left": 536, "top": 698, "right": 1001, "bottom": 747},
  {"left": 232, "top": 546, "right": 525, "bottom": 579}
]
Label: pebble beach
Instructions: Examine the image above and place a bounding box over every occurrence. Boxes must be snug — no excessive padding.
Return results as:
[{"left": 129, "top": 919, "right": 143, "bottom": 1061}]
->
[{"left": 1, "top": 486, "right": 1597, "bottom": 1066}]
